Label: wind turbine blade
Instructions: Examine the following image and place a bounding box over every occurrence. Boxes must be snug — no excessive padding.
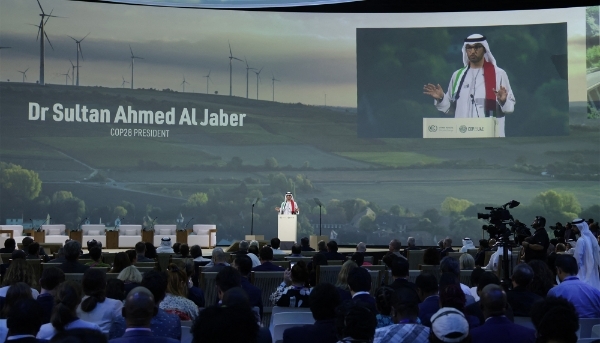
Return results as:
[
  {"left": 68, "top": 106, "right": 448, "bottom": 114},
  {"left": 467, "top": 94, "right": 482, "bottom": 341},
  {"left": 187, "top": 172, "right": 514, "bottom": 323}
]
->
[
  {"left": 228, "top": 41, "right": 232, "bottom": 57},
  {"left": 79, "top": 44, "right": 84, "bottom": 60},
  {"left": 129, "top": 44, "right": 134, "bottom": 57},
  {"left": 68, "top": 35, "right": 77, "bottom": 41},
  {"left": 36, "top": 0, "right": 45, "bottom": 15},
  {"left": 44, "top": 31, "right": 54, "bottom": 51},
  {"left": 25, "top": 68, "right": 29, "bottom": 73},
  {"left": 233, "top": 57, "right": 243, "bottom": 62},
  {"left": 244, "top": 56, "right": 249, "bottom": 68},
  {"left": 34, "top": 22, "right": 41, "bottom": 41},
  {"left": 44, "top": 9, "right": 53, "bottom": 25},
  {"left": 81, "top": 32, "right": 90, "bottom": 41},
  {"left": 69, "top": 59, "right": 74, "bottom": 67}
]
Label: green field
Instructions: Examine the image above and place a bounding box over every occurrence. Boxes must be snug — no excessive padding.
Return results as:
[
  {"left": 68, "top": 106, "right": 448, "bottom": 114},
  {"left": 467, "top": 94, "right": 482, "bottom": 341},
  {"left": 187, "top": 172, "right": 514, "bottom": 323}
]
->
[{"left": 336, "top": 151, "right": 443, "bottom": 167}]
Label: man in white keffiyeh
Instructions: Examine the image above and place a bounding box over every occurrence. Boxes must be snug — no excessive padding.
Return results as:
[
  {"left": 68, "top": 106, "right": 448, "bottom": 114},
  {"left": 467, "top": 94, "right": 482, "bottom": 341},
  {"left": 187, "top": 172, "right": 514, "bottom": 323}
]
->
[
  {"left": 274, "top": 192, "right": 299, "bottom": 215},
  {"left": 572, "top": 218, "right": 600, "bottom": 289}
]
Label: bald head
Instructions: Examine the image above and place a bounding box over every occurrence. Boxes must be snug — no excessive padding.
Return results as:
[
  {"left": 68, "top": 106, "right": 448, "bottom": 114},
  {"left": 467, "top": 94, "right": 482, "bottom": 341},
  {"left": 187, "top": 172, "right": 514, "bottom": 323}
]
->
[
  {"left": 123, "top": 287, "right": 157, "bottom": 328},
  {"left": 480, "top": 284, "right": 506, "bottom": 318}
]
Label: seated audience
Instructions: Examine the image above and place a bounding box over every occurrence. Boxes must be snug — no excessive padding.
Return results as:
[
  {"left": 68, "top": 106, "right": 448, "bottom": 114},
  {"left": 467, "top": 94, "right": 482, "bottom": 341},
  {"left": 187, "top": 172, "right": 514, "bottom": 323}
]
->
[
  {"left": 182, "top": 259, "right": 205, "bottom": 308},
  {"left": 81, "top": 240, "right": 101, "bottom": 259},
  {"left": 389, "top": 257, "right": 418, "bottom": 296},
  {"left": 172, "top": 243, "right": 181, "bottom": 257},
  {"left": 348, "top": 266, "right": 377, "bottom": 314},
  {"left": 233, "top": 255, "right": 263, "bottom": 318},
  {"left": 2, "top": 282, "right": 34, "bottom": 321},
  {"left": 109, "top": 270, "right": 181, "bottom": 340},
  {"left": 270, "top": 237, "right": 286, "bottom": 255},
  {"left": 125, "top": 250, "right": 137, "bottom": 265},
  {"left": 415, "top": 273, "right": 439, "bottom": 327},
  {"left": 469, "top": 267, "right": 485, "bottom": 301},
  {"left": 405, "top": 237, "right": 420, "bottom": 252},
  {"left": 190, "top": 245, "right": 211, "bottom": 265},
  {"left": 26, "top": 242, "right": 42, "bottom": 260},
  {"left": 37, "top": 281, "right": 101, "bottom": 339},
  {"left": 423, "top": 247, "right": 441, "bottom": 266},
  {"left": 0, "top": 259, "right": 39, "bottom": 297},
  {"left": 252, "top": 246, "right": 285, "bottom": 272},
  {"left": 236, "top": 240, "right": 260, "bottom": 267},
  {"left": 289, "top": 244, "right": 302, "bottom": 257},
  {"left": 469, "top": 284, "right": 536, "bottom": 343},
  {"left": 374, "top": 287, "right": 429, "bottom": 343},
  {"left": 38, "top": 267, "right": 65, "bottom": 324},
  {"left": 300, "top": 237, "right": 315, "bottom": 251},
  {"left": 459, "top": 253, "right": 475, "bottom": 270},
  {"left": 336, "top": 301, "right": 377, "bottom": 343},
  {"left": 117, "top": 266, "right": 143, "bottom": 294},
  {"left": 56, "top": 240, "right": 89, "bottom": 274},
  {"left": 530, "top": 297, "right": 579, "bottom": 343},
  {"left": 77, "top": 269, "right": 124, "bottom": 335},
  {"left": 109, "top": 252, "right": 130, "bottom": 274},
  {"left": 220, "top": 288, "right": 271, "bottom": 343},
  {"left": 144, "top": 243, "right": 157, "bottom": 260},
  {"left": 382, "top": 239, "right": 406, "bottom": 268},
  {"left": 527, "top": 260, "right": 555, "bottom": 298},
  {"left": 324, "top": 241, "right": 345, "bottom": 261},
  {"left": 548, "top": 254, "right": 600, "bottom": 318},
  {"left": 283, "top": 283, "right": 340, "bottom": 343},
  {"left": 203, "top": 248, "right": 229, "bottom": 272},
  {"left": 506, "top": 263, "right": 543, "bottom": 317},
  {"left": 440, "top": 238, "right": 454, "bottom": 258},
  {"left": 465, "top": 272, "right": 514, "bottom": 325},
  {"left": 354, "top": 243, "right": 373, "bottom": 266},
  {"left": 438, "top": 282, "right": 479, "bottom": 329},
  {"left": 374, "top": 287, "right": 395, "bottom": 329},
  {"left": 156, "top": 237, "right": 174, "bottom": 254},
  {"left": 215, "top": 266, "right": 242, "bottom": 305},
  {"left": 108, "top": 287, "right": 179, "bottom": 343},
  {"left": 317, "top": 240, "right": 327, "bottom": 253},
  {"left": 440, "top": 256, "right": 472, "bottom": 299},
  {"left": 135, "top": 242, "right": 154, "bottom": 263},
  {"left": 160, "top": 264, "right": 199, "bottom": 321},
  {"left": 460, "top": 237, "right": 475, "bottom": 253},
  {"left": 0, "top": 238, "right": 15, "bottom": 253},
  {"left": 308, "top": 253, "right": 328, "bottom": 287},
  {"left": 22, "top": 237, "right": 48, "bottom": 261},
  {"left": 179, "top": 244, "right": 190, "bottom": 258},
  {"left": 105, "top": 279, "right": 126, "bottom": 302},
  {"left": 191, "top": 304, "right": 259, "bottom": 343},
  {"left": 428, "top": 307, "right": 470, "bottom": 343},
  {"left": 270, "top": 261, "right": 311, "bottom": 307},
  {"left": 5, "top": 299, "right": 45, "bottom": 343},
  {"left": 85, "top": 246, "right": 110, "bottom": 268},
  {"left": 474, "top": 239, "right": 490, "bottom": 266},
  {"left": 335, "top": 261, "right": 358, "bottom": 301}
]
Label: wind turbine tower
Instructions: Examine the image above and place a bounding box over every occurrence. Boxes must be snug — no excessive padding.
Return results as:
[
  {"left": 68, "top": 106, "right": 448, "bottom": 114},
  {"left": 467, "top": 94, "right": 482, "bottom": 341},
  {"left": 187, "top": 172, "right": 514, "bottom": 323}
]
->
[
  {"left": 69, "top": 60, "right": 76, "bottom": 86},
  {"left": 203, "top": 70, "right": 212, "bottom": 94},
  {"left": 244, "top": 57, "right": 255, "bottom": 99},
  {"left": 129, "top": 45, "right": 144, "bottom": 89},
  {"left": 228, "top": 41, "right": 242, "bottom": 96},
  {"left": 253, "top": 67, "right": 263, "bottom": 100},
  {"left": 35, "top": 0, "right": 60, "bottom": 85},
  {"left": 271, "top": 74, "right": 280, "bottom": 102},
  {"left": 68, "top": 33, "right": 89, "bottom": 86},
  {"left": 60, "top": 69, "right": 70, "bottom": 85},
  {"left": 180, "top": 75, "right": 189, "bottom": 93},
  {"left": 18, "top": 68, "right": 29, "bottom": 83}
]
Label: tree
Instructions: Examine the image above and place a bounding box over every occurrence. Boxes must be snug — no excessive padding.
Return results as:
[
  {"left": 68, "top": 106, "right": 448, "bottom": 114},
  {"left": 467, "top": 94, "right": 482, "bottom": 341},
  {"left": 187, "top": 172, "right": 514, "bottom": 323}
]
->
[
  {"left": 389, "top": 205, "right": 407, "bottom": 216},
  {"left": 529, "top": 190, "right": 582, "bottom": 223},
  {"left": 121, "top": 201, "right": 136, "bottom": 220},
  {"left": 422, "top": 208, "right": 442, "bottom": 224},
  {"left": 580, "top": 205, "right": 600, "bottom": 222},
  {"left": 0, "top": 162, "right": 42, "bottom": 200},
  {"left": 359, "top": 214, "right": 376, "bottom": 233},
  {"left": 441, "top": 197, "right": 474, "bottom": 215},
  {"left": 186, "top": 193, "right": 209, "bottom": 208},
  {"left": 113, "top": 206, "right": 128, "bottom": 218},
  {"left": 264, "top": 157, "right": 278, "bottom": 169},
  {"left": 226, "top": 157, "right": 243, "bottom": 169}
]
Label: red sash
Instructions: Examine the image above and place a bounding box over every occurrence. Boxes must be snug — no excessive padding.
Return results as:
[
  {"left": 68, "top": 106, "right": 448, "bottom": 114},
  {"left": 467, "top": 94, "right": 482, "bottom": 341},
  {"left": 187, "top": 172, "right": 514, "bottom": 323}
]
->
[{"left": 483, "top": 60, "right": 497, "bottom": 114}]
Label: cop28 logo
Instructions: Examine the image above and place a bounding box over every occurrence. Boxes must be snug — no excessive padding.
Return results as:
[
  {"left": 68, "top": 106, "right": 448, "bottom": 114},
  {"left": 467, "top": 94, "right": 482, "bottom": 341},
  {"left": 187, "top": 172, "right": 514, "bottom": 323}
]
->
[
  {"left": 459, "top": 125, "right": 467, "bottom": 133},
  {"left": 428, "top": 125, "right": 438, "bottom": 132}
]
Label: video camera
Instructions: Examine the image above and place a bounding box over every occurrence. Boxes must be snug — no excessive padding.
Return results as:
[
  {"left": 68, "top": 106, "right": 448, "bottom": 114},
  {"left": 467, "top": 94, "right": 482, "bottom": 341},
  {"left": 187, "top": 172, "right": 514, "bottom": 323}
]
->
[{"left": 477, "top": 200, "right": 522, "bottom": 240}]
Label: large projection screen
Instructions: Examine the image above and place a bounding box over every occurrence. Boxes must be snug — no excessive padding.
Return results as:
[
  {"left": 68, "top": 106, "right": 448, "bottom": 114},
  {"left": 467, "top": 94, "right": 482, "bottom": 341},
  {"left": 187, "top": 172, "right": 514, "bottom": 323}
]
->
[{"left": 0, "top": 1, "right": 598, "bottom": 245}]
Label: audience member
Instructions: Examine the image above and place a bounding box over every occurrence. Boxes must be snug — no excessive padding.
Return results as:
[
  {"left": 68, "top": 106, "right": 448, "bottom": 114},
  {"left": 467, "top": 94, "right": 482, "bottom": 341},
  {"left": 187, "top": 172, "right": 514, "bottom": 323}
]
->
[
  {"left": 438, "top": 283, "right": 479, "bottom": 329},
  {"left": 204, "top": 248, "right": 229, "bottom": 272},
  {"left": 474, "top": 239, "right": 490, "bottom": 266},
  {"left": 108, "top": 287, "right": 179, "bottom": 343},
  {"left": 125, "top": 250, "right": 137, "bottom": 265},
  {"left": 37, "top": 281, "right": 101, "bottom": 339},
  {"left": 389, "top": 257, "right": 418, "bottom": 296},
  {"left": 190, "top": 245, "right": 211, "bottom": 265},
  {"left": 348, "top": 267, "right": 377, "bottom": 314},
  {"left": 351, "top": 252, "right": 365, "bottom": 267},
  {"left": 109, "top": 252, "right": 131, "bottom": 274},
  {"left": 548, "top": 254, "right": 600, "bottom": 318},
  {"left": 85, "top": 247, "right": 110, "bottom": 268},
  {"left": 0, "top": 238, "right": 15, "bottom": 253},
  {"left": 233, "top": 254, "right": 263, "bottom": 318},
  {"left": 144, "top": 243, "right": 157, "bottom": 260},
  {"left": 0, "top": 258, "right": 39, "bottom": 297},
  {"left": 135, "top": 242, "right": 154, "bottom": 262},
  {"left": 81, "top": 240, "right": 101, "bottom": 259},
  {"left": 270, "top": 237, "right": 286, "bottom": 255},
  {"left": 191, "top": 305, "right": 258, "bottom": 343},
  {"left": 527, "top": 260, "right": 555, "bottom": 298},
  {"left": 469, "top": 284, "right": 535, "bottom": 343},
  {"left": 156, "top": 237, "right": 175, "bottom": 254},
  {"left": 382, "top": 239, "right": 406, "bottom": 268},
  {"left": 26, "top": 242, "right": 42, "bottom": 260},
  {"left": 22, "top": 237, "right": 48, "bottom": 260},
  {"left": 117, "top": 266, "right": 143, "bottom": 294},
  {"left": 415, "top": 273, "right": 439, "bottom": 327},
  {"left": 252, "top": 246, "right": 285, "bottom": 271},
  {"left": 300, "top": 237, "right": 315, "bottom": 251},
  {"left": 160, "top": 264, "right": 199, "bottom": 321},
  {"left": 57, "top": 240, "right": 89, "bottom": 274},
  {"left": 374, "top": 287, "right": 395, "bottom": 329},
  {"left": 506, "top": 263, "right": 543, "bottom": 317},
  {"left": 406, "top": 237, "right": 420, "bottom": 251},
  {"left": 182, "top": 259, "right": 204, "bottom": 308},
  {"left": 172, "top": 243, "right": 181, "bottom": 256},
  {"left": 289, "top": 244, "right": 302, "bottom": 257},
  {"left": 423, "top": 247, "right": 441, "bottom": 265},
  {"left": 335, "top": 260, "right": 358, "bottom": 301},
  {"left": 237, "top": 241, "right": 260, "bottom": 267},
  {"left": 325, "top": 241, "right": 345, "bottom": 261},
  {"left": 428, "top": 308, "right": 470, "bottom": 343},
  {"left": 308, "top": 253, "right": 328, "bottom": 287},
  {"left": 465, "top": 272, "right": 514, "bottom": 325},
  {"left": 1, "top": 282, "right": 33, "bottom": 320},
  {"left": 219, "top": 288, "right": 271, "bottom": 343},
  {"left": 317, "top": 240, "right": 327, "bottom": 253},
  {"left": 469, "top": 267, "right": 485, "bottom": 301},
  {"left": 460, "top": 238, "right": 475, "bottom": 253},
  {"left": 77, "top": 269, "right": 123, "bottom": 335},
  {"left": 38, "top": 267, "right": 65, "bottom": 324},
  {"left": 356, "top": 242, "right": 367, "bottom": 253},
  {"left": 440, "top": 238, "right": 454, "bottom": 258},
  {"left": 459, "top": 253, "right": 475, "bottom": 270},
  {"left": 105, "top": 279, "right": 126, "bottom": 302},
  {"left": 270, "top": 261, "right": 311, "bottom": 307},
  {"left": 440, "top": 256, "right": 472, "bottom": 298},
  {"left": 109, "top": 270, "right": 181, "bottom": 340},
  {"left": 530, "top": 297, "right": 579, "bottom": 343},
  {"left": 373, "top": 287, "right": 429, "bottom": 343},
  {"left": 485, "top": 245, "right": 511, "bottom": 271},
  {"left": 336, "top": 301, "right": 377, "bottom": 343},
  {"left": 215, "top": 266, "right": 242, "bottom": 304},
  {"left": 283, "top": 283, "right": 340, "bottom": 343},
  {"left": 6, "top": 298, "right": 45, "bottom": 343}
]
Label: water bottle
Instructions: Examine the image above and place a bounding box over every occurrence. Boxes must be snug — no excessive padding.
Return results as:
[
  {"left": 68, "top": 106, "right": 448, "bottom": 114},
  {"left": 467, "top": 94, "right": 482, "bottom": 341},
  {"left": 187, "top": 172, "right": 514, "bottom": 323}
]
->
[{"left": 289, "top": 296, "right": 296, "bottom": 308}]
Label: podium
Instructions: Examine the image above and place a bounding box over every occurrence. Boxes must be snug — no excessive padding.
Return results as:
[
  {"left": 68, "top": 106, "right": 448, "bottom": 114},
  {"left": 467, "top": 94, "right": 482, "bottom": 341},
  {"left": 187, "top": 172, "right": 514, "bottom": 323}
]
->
[
  {"left": 106, "top": 231, "right": 119, "bottom": 249},
  {"left": 141, "top": 230, "right": 154, "bottom": 244},
  {"left": 423, "top": 117, "right": 497, "bottom": 138},
  {"left": 278, "top": 215, "right": 297, "bottom": 242},
  {"left": 176, "top": 229, "right": 190, "bottom": 245},
  {"left": 245, "top": 235, "right": 265, "bottom": 241},
  {"left": 68, "top": 230, "right": 83, "bottom": 245},
  {"left": 33, "top": 231, "right": 45, "bottom": 243}
]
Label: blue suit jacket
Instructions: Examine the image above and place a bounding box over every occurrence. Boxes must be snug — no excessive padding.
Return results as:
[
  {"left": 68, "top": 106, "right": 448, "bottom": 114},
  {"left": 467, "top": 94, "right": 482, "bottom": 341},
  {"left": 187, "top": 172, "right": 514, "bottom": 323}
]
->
[
  {"left": 418, "top": 295, "right": 440, "bottom": 327},
  {"left": 470, "top": 316, "right": 535, "bottom": 343},
  {"left": 252, "top": 262, "right": 285, "bottom": 272},
  {"left": 109, "top": 329, "right": 180, "bottom": 343},
  {"left": 241, "top": 276, "right": 263, "bottom": 318},
  {"left": 283, "top": 319, "right": 337, "bottom": 343}
]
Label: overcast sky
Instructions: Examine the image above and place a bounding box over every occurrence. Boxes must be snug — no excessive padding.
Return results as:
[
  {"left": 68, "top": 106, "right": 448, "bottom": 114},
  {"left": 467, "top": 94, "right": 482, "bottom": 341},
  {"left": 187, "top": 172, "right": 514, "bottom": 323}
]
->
[{"left": 0, "top": 1, "right": 588, "bottom": 106}]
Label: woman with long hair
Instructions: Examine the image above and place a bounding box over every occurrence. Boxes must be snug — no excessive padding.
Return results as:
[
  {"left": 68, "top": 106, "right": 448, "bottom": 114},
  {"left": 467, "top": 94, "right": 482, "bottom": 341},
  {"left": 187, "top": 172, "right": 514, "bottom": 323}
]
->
[
  {"left": 527, "top": 260, "right": 555, "bottom": 297},
  {"left": 108, "top": 252, "right": 130, "bottom": 274},
  {"left": 374, "top": 286, "right": 395, "bottom": 329},
  {"left": 37, "top": 281, "right": 101, "bottom": 339},
  {"left": 0, "top": 282, "right": 32, "bottom": 319},
  {"left": 76, "top": 268, "right": 123, "bottom": 334},
  {"left": 0, "top": 259, "right": 39, "bottom": 297},
  {"left": 335, "top": 260, "right": 358, "bottom": 301},
  {"left": 159, "top": 264, "right": 199, "bottom": 321},
  {"left": 269, "top": 261, "right": 311, "bottom": 307}
]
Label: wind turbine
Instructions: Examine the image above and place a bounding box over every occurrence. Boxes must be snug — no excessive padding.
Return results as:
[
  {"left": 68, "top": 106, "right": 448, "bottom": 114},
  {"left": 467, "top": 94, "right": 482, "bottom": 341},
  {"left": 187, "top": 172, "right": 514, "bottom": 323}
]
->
[
  {"left": 271, "top": 74, "right": 280, "bottom": 102},
  {"left": 68, "top": 32, "right": 89, "bottom": 86},
  {"left": 252, "top": 67, "right": 263, "bottom": 100},
  {"left": 244, "top": 57, "right": 255, "bottom": 99},
  {"left": 128, "top": 45, "right": 144, "bottom": 89},
  {"left": 180, "top": 75, "right": 189, "bottom": 93},
  {"left": 121, "top": 76, "right": 129, "bottom": 88},
  {"left": 34, "top": 0, "right": 61, "bottom": 85},
  {"left": 60, "top": 68, "right": 70, "bottom": 85},
  {"left": 18, "top": 68, "right": 29, "bottom": 83},
  {"left": 203, "top": 70, "right": 212, "bottom": 94},
  {"left": 69, "top": 59, "right": 76, "bottom": 86},
  {"left": 228, "top": 41, "right": 242, "bottom": 96}
]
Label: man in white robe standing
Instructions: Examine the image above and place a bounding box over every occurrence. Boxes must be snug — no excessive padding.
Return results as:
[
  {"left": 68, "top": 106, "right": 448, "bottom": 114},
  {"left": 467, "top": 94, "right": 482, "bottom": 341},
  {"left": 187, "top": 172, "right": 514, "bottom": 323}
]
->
[
  {"left": 572, "top": 218, "right": 600, "bottom": 289},
  {"left": 275, "top": 192, "right": 299, "bottom": 215},
  {"left": 424, "top": 34, "right": 516, "bottom": 137}
]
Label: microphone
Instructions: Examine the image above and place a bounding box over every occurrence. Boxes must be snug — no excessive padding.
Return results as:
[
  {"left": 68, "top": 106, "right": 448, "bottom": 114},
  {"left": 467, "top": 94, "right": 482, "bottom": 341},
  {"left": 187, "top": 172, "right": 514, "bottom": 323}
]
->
[
  {"left": 38, "top": 217, "right": 50, "bottom": 231},
  {"left": 29, "top": 218, "right": 34, "bottom": 230},
  {"left": 184, "top": 217, "right": 194, "bottom": 229},
  {"left": 78, "top": 217, "right": 88, "bottom": 230},
  {"left": 470, "top": 94, "right": 480, "bottom": 118},
  {"left": 151, "top": 217, "right": 157, "bottom": 230}
]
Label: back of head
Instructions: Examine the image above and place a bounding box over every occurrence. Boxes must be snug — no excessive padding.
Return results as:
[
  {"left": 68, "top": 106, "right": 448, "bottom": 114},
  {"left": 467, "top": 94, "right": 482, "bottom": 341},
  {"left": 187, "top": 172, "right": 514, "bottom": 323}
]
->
[
  {"left": 172, "top": 242, "right": 181, "bottom": 254},
  {"left": 7, "top": 298, "right": 43, "bottom": 336},
  {"left": 112, "top": 252, "right": 131, "bottom": 273},
  {"left": 291, "top": 244, "right": 301, "bottom": 255},
  {"left": 317, "top": 240, "right": 326, "bottom": 251},
  {"left": 351, "top": 252, "right": 364, "bottom": 267},
  {"left": 192, "top": 305, "right": 258, "bottom": 343},
  {"left": 11, "top": 250, "right": 26, "bottom": 261},
  {"left": 144, "top": 242, "right": 157, "bottom": 259},
  {"left": 429, "top": 308, "right": 470, "bottom": 343},
  {"left": 335, "top": 301, "right": 377, "bottom": 342},
  {"left": 259, "top": 246, "right": 274, "bottom": 261},
  {"left": 480, "top": 284, "right": 506, "bottom": 316},
  {"left": 555, "top": 254, "right": 578, "bottom": 276},
  {"left": 248, "top": 245, "right": 259, "bottom": 256},
  {"left": 301, "top": 237, "right": 309, "bottom": 247},
  {"left": 51, "top": 328, "right": 108, "bottom": 343},
  {"left": 2, "top": 282, "right": 33, "bottom": 318},
  {"left": 22, "top": 237, "right": 33, "bottom": 248},
  {"left": 374, "top": 286, "right": 395, "bottom": 316},
  {"left": 64, "top": 240, "right": 81, "bottom": 261},
  {"left": 123, "top": 287, "right": 156, "bottom": 328},
  {"left": 135, "top": 241, "right": 146, "bottom": 255},
  {"left": 52, "top": 281, "right": 83, "bottom": 331},
  {"left": 40, "top": 267, "right": 65, "bottom": 291},
  {"left": 118, "top": 265, "right": 143, "bottom": 284},
  {"left": 106, "top": 279, "right": 126, "bottom": 302},
  {"left": 415, "top": 273, "right": 439, "bottom": 294},
  {"left": 336, "top": 260, "right": 358, "bottom": 289},
  {"left": 531, "top": 297, "right": 579, "bottom": 343},
  {"left": 347, "top": 266, "right": 371, "bottom": 293},
  {"left": 212, "top": 247, "right": 226, "bottom": 263},
  {"left": 234, "top": 254, "right": 252, "bottom": 277},
  {"left": 190, "top": 245, "right": 202, "bottom": 258},
  {"left": 290, "top": 260, "right": 309, "bottom": 284},
  {"left": 439, "top": 272, "right": 459, "bottom": 291},
  {"left": 313, "top": 253, "right": 328, "bottom": 266},
  {"left": 310, "top": 283, "right": 341, "bottom": 320},
  {"left": 221, "top": 287, "right": 250, "bottom": 309},
  {"left": 391, "top": 257, "right": 409, "bottom": 278},
  {"left": 28, "top": 242, "right": 40, "bottom": 256},
  {"left": 270, "top": 237, "right": 281, "bottom": 250},
  {"left": 86, "top": 239, "right": 100, "bottom": 251},
  {"left": 327, "top": 240, "right": 338, "bottom": 252},
  {"left": 444, "top": 238, "right": 452, "bottom": 247},
  {"left": 439, "top": 283, "right": 466, "bottom": 311},
  {"left": 141, "top": 270, "right": 168, "bottom": 304},
  {"left": 477, "top": 271, "right": 501, "bottom": 293},
  {"left": 166, "top": 264, "right": 188, "bottom": 297},
  {"left": 180, "top": 244, "right": 190, "bottom": 257},
  {"left": 89, "top": 246, "right": 103, "bottom": 261},
  {"left": 4, "top": 238, "right": 15, "bottom": 250},
  {"left": 81, "top": 268, "right": 107, "bottom": 312},
  {"left": 423, "top": 247, "right": 441, "bottom": 265},
  {"left": 440, "top": 256, "right": 460, "bottom": 277},
  {"left": 470, "top": 267, "right": 485, "bottom": 288},
  {"left": 216, "top": 266, "right": 242, "bottom": 293},
  {"left": 238, "top": 240, "right": 249, "bottom": 252},
  {"left": 3, "top": 258, "right": 37, "bottom": 288},
  {"left": 459, "top": 254, "right": 475, "bottom": 270},
  {"left": 407, "top": 237, "right": 416, "bottom": 246},
  {"left": 389, "top": 239, "right": 401, "bottom": 251},
  {"left": 356, "top": 242, "right": 367, "bottom": 253},
  {"left": 511, "top": 263, "right": 535, "bottom": 287},
  {"left": 391, "top": 286, "right": 420, "bottom": 320},
  {"left": 125, "top": 250, "right": 136, "bottom": 264}
]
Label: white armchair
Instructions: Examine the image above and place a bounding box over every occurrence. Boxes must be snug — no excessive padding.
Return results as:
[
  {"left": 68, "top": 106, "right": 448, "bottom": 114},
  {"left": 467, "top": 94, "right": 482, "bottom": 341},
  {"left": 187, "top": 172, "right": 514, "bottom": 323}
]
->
[
  {"left": 188, "top": 224, "right": 217, "bottom": 248},
  {"left": 153, "top": 225, "right": 177, "bottom": 246},
  {"left": 118, "top": 225, "right": 142, "bottom": 248},
  {"left": 81, "top": 225, "right": 107, "bottom": 247},
  {"left": 41, "top": 224, "right": 68, "bottom": 244},
  {"left": 0, "top": 225, "right": 25, "bottom": 247}
]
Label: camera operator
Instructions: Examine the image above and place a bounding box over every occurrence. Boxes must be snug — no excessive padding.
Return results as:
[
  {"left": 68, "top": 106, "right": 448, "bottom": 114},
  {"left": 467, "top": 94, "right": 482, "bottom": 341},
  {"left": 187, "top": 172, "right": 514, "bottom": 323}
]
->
[
  {"left": 521, "top": 216, "right": 550, "bottom": 263},
  {"left": 551, "top": 222, "right": 566, "bottom": 239}
]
